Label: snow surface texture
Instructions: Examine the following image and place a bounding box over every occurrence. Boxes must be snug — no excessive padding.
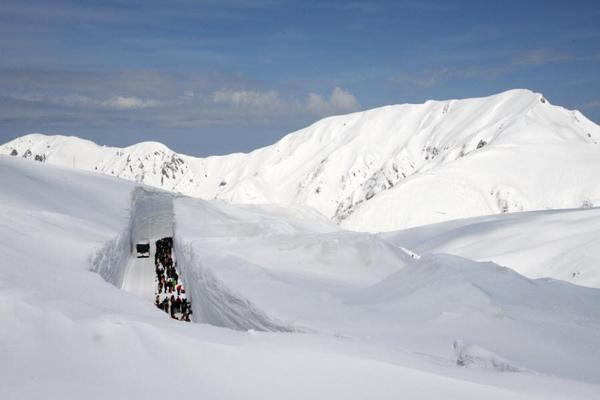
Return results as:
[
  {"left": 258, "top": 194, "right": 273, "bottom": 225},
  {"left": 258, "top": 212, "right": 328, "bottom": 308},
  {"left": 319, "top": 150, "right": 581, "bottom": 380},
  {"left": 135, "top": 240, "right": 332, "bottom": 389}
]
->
[
  {"left": 2, "top": 156, "right": 600, "bottom": 399},
  {"left": 381, "top": 207, "right": 600, "bottom": 288},
  {"left": 2, "top": 89, "right": 600, "bottom": 232},
  {"left": 453, "top": 340, "right": 525, "bottom": 372}
]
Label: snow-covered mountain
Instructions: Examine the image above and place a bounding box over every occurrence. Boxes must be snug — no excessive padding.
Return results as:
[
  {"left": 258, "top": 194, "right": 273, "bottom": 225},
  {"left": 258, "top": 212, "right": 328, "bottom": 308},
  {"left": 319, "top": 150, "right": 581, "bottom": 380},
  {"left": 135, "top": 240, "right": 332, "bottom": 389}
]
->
[{"left": 2, "top": 89, "right": 599, "bottom": 232}]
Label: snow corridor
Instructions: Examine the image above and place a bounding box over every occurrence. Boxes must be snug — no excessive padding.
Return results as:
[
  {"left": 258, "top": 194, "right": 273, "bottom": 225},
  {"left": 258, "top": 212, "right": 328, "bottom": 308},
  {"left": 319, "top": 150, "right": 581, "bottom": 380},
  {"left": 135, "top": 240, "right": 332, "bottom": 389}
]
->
[
  {"left": 90, "top": 187, "right": 293, "bottom": 332},
  {"left": 121, "top": 189, "right": 192, "bottom": 321}
]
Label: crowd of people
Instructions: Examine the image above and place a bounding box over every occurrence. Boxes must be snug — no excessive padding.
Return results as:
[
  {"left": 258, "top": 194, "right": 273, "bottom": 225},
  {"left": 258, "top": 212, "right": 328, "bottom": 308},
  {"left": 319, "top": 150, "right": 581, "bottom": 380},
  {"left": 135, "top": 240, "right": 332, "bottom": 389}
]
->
[{"left": 153, "top": 237, "right": 192, "bottom": 322}]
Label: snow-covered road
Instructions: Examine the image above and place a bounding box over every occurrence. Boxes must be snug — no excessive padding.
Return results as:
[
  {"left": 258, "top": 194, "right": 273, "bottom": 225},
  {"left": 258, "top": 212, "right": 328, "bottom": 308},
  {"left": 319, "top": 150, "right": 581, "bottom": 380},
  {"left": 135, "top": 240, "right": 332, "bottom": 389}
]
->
[
  {"left": 120, "top": 189, "right": 174, "bottom": 302},
  {"left": 121, "top": 254, "right": 155, "bottom": 302}
]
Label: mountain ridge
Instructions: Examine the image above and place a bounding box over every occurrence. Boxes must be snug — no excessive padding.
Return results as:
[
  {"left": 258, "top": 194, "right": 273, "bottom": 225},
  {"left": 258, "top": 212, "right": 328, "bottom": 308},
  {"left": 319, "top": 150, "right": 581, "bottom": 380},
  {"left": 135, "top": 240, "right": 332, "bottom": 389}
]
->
[{"left": 2, "top": 89, "right": 600, "bottom": 232}]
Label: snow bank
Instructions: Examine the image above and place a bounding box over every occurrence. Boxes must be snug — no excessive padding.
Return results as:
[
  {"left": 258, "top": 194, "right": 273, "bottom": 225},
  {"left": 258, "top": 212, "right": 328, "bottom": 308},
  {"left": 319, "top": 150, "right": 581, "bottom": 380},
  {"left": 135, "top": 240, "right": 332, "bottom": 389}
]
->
[
  {"left": 173, "top": 197, "right": 412, "bottom": 332},
  {"left": 174, "top": 240, "right": 295, "bottom": 331},
  {"left": 453, "top": 340, "right": 525, "bottom": 372},
  {"left": 346, "top": 253, "right": 600, "bottom": 382},
  {"left": 90, "top": 230, "right": 131, "bottom": 287},
  {"left": 89, "top": 187, "right": 175, "bottom": 289}
]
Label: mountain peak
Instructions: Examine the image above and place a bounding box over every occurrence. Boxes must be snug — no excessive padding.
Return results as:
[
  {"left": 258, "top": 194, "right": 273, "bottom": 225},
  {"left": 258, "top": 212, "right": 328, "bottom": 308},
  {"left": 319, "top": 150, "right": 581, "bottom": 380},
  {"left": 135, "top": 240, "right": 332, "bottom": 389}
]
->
[{"left": 125, "top": 140, "right": 173, "bottom": 154}]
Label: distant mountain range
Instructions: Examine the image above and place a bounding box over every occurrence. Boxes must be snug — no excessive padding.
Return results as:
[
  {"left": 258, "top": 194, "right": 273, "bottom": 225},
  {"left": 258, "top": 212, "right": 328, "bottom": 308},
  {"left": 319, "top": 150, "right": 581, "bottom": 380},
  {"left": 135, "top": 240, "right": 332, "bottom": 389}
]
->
[{"left": 2, "top": 89, "right": 599, "bottom": 232}]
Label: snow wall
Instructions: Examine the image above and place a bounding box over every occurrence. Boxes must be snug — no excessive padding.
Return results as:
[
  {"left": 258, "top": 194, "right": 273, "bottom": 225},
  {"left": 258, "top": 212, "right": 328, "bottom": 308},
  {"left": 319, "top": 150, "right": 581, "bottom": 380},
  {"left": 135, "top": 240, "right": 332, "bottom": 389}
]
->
[
  {"left": 89, "top": 187, "right": 174, "bottom": 287},
  {"left": 173, "top": 238, "right": 296, "bottom": 332}
]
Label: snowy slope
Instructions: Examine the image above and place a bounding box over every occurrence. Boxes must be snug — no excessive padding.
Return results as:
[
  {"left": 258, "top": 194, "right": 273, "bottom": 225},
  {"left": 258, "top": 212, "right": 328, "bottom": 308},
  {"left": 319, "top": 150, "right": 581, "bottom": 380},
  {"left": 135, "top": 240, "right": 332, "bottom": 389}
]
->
[
  {"left": 2, "top": 156, "right": 600, "bottom": 399},
  {"left": 2, "top": 89, "right": 599, "bottom": 232},
  {"left": 174, "top": 196, "right": 600, "bottom": 384},
  {"left": 381, "top": 207, "right": 600, "bottom": 288}
]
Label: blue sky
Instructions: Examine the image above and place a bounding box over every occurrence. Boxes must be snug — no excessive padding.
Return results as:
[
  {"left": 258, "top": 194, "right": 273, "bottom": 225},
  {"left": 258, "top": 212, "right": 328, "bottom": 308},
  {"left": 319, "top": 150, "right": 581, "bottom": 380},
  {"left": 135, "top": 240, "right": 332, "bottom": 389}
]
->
[{"left": 1, "top": 0, "right": 599, "bottom": 155}]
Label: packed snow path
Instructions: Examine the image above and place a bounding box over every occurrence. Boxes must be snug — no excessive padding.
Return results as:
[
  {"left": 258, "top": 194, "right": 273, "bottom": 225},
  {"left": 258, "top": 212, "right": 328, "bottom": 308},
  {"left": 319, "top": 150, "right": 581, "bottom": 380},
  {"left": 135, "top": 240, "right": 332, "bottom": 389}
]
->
[
  {"left": 121, "top": 254, "right": 156, "bottom": 302},
  {"left": 119, "top": 188, "right": 193, "bottom": 321},
  {"left": 121, "top": 189, "right": 174, "bottom": 300}
]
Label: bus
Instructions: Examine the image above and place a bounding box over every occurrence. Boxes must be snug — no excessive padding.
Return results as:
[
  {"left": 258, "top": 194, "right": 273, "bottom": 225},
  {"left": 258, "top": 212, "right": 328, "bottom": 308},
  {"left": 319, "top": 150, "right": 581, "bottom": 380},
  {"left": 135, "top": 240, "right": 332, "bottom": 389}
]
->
[{"left": 135, "top": 240, "right": 150, "bottom": 258}]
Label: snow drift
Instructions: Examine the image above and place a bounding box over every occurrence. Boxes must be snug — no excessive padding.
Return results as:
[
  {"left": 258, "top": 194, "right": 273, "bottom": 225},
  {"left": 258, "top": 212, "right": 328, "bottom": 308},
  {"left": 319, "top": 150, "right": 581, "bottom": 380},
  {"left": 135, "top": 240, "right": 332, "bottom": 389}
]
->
[
  {"left": 381, "top": 207, "right": 600, "bottom": 288},
  {"left": 453, "top": 340, "right": 525, "bottom": 372}
]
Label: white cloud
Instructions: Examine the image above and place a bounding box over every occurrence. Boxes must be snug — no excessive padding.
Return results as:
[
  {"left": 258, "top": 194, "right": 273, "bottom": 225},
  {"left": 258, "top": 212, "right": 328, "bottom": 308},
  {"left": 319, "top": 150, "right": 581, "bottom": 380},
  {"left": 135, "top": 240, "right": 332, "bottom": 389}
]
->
[
  {"left": 211, "top": 86, "right": 360, "bottom": 117},
  {"left": 330, "top": 87, "right": 360, "bottom": 111},
  {"left": 394, "top": 69, "right": 450, "bottom": 88},
  {"left": 582, "top": 100, "right": 600, "bottom": 110},
  {"left": 9, "top": 92, "right": 162, "bottom": 110},
  {"left": 393, "top": 65, "right": 513, "bottom": 88},
  {"left": 306, "top": 87, "right": 360, "bottom": 115},
  {"left": 306, "top": 92, "right": 331, "bottom": 114},
  {"left": 101, "top": 96, "right": 161, "bottom": 109},
  {"left": 60, "top": 94, "right": 99, "bottom": 107},
  {"left": 514, "top": 49, "right": 568, "bottom": 66},
  {"left": 212, "top": 89, "right": 280, "bottom": 108},
  {"left": 9, "top": 92, "right": 98, "bottom": 107}
]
